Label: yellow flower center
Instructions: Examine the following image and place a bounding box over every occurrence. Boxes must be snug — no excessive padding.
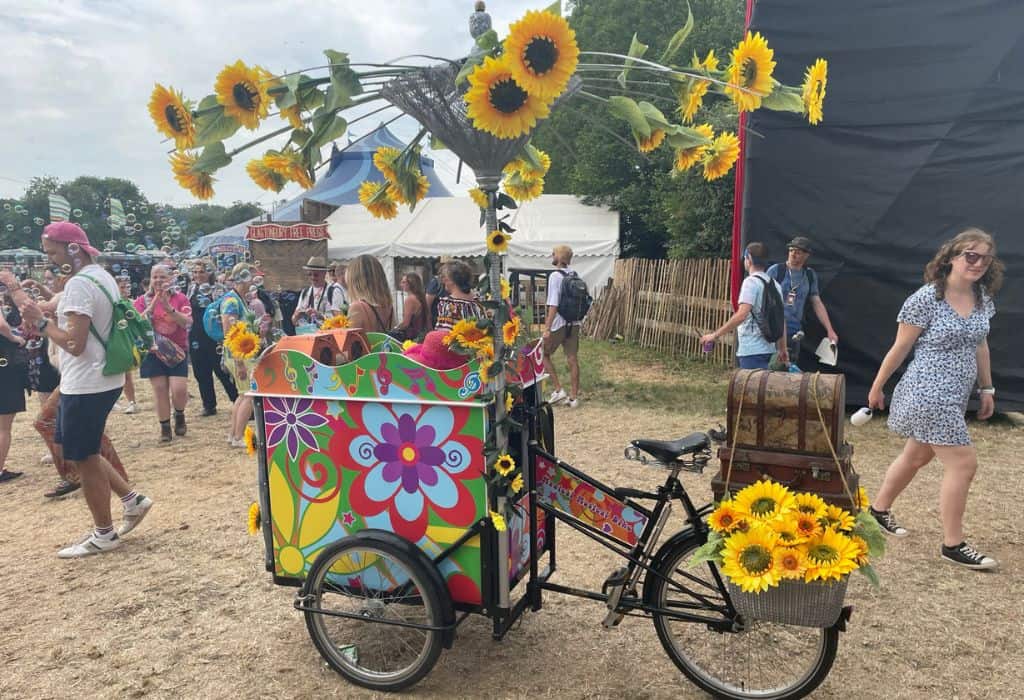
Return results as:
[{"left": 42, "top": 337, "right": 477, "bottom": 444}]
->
[
  {"left": 739, "top": 545, "right": 772, "bottom": 574},
  {"left": 401, "top": 445, "right": 417, "bottom": 463},
  {"left": 719, "top": 513, "right": 734, "bottom": 527},
  {"left": 808, "top": 543, "right": 839, "bottom": 564},
  {"left": 489, "top": 78, "right": 529, "bottom": 113},
  {"left": 524, "top": 37, "right": 558, "bottom": 75}
]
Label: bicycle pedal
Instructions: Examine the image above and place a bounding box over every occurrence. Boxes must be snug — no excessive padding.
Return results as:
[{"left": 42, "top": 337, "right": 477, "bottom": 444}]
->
[{"left": 601, "top": 610, "right": 625, "bottom": 629}]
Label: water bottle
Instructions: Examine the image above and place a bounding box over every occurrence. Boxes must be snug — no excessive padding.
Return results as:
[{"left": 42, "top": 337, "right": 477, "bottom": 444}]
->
[{"left": 850, "top": 407, "right": 873, "bottom": 426}]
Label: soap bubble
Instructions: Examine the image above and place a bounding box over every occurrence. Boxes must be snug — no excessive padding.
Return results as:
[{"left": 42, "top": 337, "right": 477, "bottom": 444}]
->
[
  {"left": 4, "top": 224, "right": 12, "bottom": 232},
  {"left": 126, "top": 213, "right": 136, "bottom": 224},
  {"left": 72, "top": 208, "right": 83, "bottom": 218},
  {"left": 33, "top": 216, "right": 44, "bottom": 225},
  {"left": 252, "top": 275, "right": 264, "bottom": 287},
  {"left": 2, "top": 203, "right": 9, "bottom": 211},
  {"left": 191, "top": 341, "right": 199, "bottom": 350},
  {"left": 66, "top": 340, "right": 76, "bottom": 351},
  {"left": 112, "top": 264, "right": 122, "bottom": 273},
  {"left": 117, "top": 319, "right": 128, "bottom": 330},
  {"left": 236, "top": 269, "right": 252, "bottom": 283},
  {"left": 139, "top": 205, "right": 148, "bottom": 214},
  {"left": 146, "top": 220, "right": 154, "bottom": 229},
  {"left": 139, "top": 254, "right": 152, "bottom": 265},
  {"left": 22, "top": 226, "right": 31, "bottom": 234},
  {"left": 133, "top": 223, "right": 143, "bottom": 232},
  {"left": 14, "top": 254, "right": 24, "bottom": 264},
  {"left": 215, "top": 344, "right": 223, "bottom": 355},
  {"left": 60, "top": 263, "right": 72, "bottom": 274},
  {"left": 68, "top": 242, "right": 80, "bottom": 255},
  {"left": 0, "top": 357, "right": 7, "bottom": 368}
]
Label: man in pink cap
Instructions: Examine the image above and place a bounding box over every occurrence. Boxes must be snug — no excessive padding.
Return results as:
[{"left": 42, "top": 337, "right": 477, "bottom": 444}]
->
[{"left": 7, "top": 222, "right": 153, "bottom": 557}]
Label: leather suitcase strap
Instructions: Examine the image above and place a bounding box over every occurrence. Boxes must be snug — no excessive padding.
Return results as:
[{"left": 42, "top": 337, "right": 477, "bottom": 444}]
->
[
  {"left": 797, "top": 372, "right": 811, "bottom": 451},
  {"left": 756, "top": 371, "right": 769, "bottom": 446}
]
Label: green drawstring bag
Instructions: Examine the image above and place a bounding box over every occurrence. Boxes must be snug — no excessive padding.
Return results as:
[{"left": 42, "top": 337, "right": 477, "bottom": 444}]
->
[{"left": 80, "top": 274, "right": 153, "bottom": 376}]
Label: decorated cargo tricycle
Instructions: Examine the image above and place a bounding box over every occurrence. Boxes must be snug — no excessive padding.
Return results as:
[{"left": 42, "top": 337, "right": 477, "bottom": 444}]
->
[{"left": 246, "top": 326, "right": 880, "bottom": 698}]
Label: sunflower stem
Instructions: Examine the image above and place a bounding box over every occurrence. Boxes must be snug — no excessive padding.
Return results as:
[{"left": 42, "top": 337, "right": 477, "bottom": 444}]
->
[
  {"left": 578, "top": 55, "right": 759, "bottom": 95},
  {"left": 226, "top": 125, "right": 294, "bottom": 157}
]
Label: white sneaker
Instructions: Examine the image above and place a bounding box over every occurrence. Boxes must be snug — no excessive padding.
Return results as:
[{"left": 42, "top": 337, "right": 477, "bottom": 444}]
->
[
  {"left": 119, "top": 495, "right": 154, "bottom": 536},
  {"left": 57, "top": 531, "right": 121, "bottom": 558},
  {"left": 567, "top": 398, "right": 579, "bottom": 408},
  {"left": 229, "top": 438, "right": 247, "bottom": 448},
  {"left": 123, "top": 401, "right": 137, "bottom": 415},
  {"left": 548, "top": 388, "right": 568, "bottom": 405},
  {"left": 40, "top": 454, "right": 54, "bottom": 465}
]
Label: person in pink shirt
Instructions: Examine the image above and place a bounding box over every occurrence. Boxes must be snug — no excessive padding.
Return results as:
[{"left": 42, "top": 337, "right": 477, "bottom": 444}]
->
[{"left": 134, "top": 265, "right": 192, "bottom": 442}]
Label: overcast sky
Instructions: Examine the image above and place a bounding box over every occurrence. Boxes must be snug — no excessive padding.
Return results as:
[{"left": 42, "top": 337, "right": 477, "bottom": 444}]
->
[{"left": 0, "top": 0, "right": 543, "bottom": 210}]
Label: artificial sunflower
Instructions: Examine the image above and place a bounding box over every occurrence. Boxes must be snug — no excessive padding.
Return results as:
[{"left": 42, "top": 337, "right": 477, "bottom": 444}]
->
[
  {"left": 247, "top": 502, "right": 261, "bottom": 536},
  {"left": 246, "top": 157, "right": 286, "bottom": 193},
  {"left": 733, "top": 479, "right": 795, "bottom": 521},
  {"left": 702, "top": 131, "right": 740, "bottom": 181},
  {"left": 773, "top": 546, "right": 808, "bottom": 580},
  {"left": 445, "top": 318, "right": 491, "bottom": 349},
  {"left": 770, "top": 517, "right": 808, "bottom": 546},
  {"left": 801, "top": 58, "right": 828, "bottom": 126},
  {"left": 480, "top": 359, "right": 499, "bottom": 382},
  {"left": 372, "top": 146, "right": 402, "bottom": 184},
  {"left": 502, "top": 315, "right": 522, "bottom": 345},
  {"left": 511, "top": 473, "right": 524, "bottom": 493},
  {"left": 320, "top": 313, "right": 350, "bottom": 330},
  {"left": 475, "top": 341, "right": 495, "bottom": 365},
  {"left": 490, "top": 510, "right": 507, "bottom": 532},
  {"left": 500, "top": 277, "right": 511, "bottom": 301},
  {"left": 243, "top": 425, "right": 257, "bottom": 456},
  {"left": 487, "top": 229, "right": 512, "bottom": 254},
  {"left": 214, "top": 60, "right": 271, "bottom": 130},
  {"left": 169, "top": 152, "right": 215, "bottom": 200},
  {"left": 468, "top": 188, "right": 490, "bottom": 209},
  {"left": 503, "top": 149, "right": 552, "bottom": 179},
  {"left": 357, "top": 181, "right": 399, "bottom": 220},
  {"left": 793, "top": 492, "right": 828, "bottom": 517},
  {"left": 148, "top": 83, "right": 195, "bottom": 150},
  {"left": 280, "top": 104, "right": 304, "bottom": 130},
  {"left": 725, "top": 32, "right": 776, "bottom": 112},
  {"left": 263, "top": 150, "right": 314, "bottom": 189},
  {"left": 673, "top": 124, "right": 714, "bottom": 172},
  {"left": 503, "top": 174, "right": 544, "bottom": 202},
  {"left": 505, "top": 391, "right": 514, "bottom": 413},
  {"left": 225, "top": 320, "right": 249, "bottom": 344},
  {"left": 228, "top": 330, "right": 261, "bottom": 360},
  {"left": 465, "top": 55, "right": 551, "bottom": 140},
  {"left": 708, "top": 499, "right": 744, "bottom": 534},
  {"left": 495, "top": 453, "right": 516, "bottom": 476},
  {"left": 504, "top": 10, "right": 579, "bottom": 99},
  {"left": 393, "top": 173, "right": 430, "bottom": 206},
  {"left": 821, "top": 504, "right": 856, "bottom": 532},
  {"left": 856, "top": 486, "right": 870, "bottom": 511},
  {"left": 804, "top": 528, "right": 860, "bottom": 583},
  {"left": 850, "top": 535, "right": 871, "bottom": 566},
  {"left": 636, "top": 128, "right": 666, "bottom": 153},
  {"left": 679, "top": 51, "right": 719, "bottom": 124},
  {"left": 720, "top": 525, "right": 781, "bottom": 593},
  {"left": 794, "top": 511, "right": 823, "bottom": 540}
]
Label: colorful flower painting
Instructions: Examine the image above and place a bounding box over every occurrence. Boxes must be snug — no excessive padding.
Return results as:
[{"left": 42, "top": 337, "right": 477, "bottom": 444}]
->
[{"left": 264, "top": 397, "right": 329, "bottom": 462}]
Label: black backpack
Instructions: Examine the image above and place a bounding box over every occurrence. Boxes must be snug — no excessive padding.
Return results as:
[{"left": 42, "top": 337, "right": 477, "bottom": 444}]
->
[
  {"left": 555, "top": 270, "right": 592, "bottom": 323},
  {"left": 753, "top": 274, "right": 786, "bottom": 343}
]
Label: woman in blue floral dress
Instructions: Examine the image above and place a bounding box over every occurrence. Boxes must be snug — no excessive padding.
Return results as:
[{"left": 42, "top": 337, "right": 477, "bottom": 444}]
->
[{"left": 867, "top": 229, "right": 1004, "bottom": 570}]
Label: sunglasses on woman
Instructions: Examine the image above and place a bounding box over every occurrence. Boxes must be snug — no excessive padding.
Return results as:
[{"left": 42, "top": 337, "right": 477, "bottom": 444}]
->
[{"left": 958, "top": 251, "right": 993, "bottom": 266}]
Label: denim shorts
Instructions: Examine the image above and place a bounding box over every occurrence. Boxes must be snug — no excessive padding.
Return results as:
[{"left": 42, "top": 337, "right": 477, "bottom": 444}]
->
[
  {"left": 736, "top": 353, "right": 773, "bottom": 370},
  {"left": 54, "top": 387, "right": 122, "bottom": 461},
  {"left": 140, "top": 352, "right": 189, "bottom": 379}
]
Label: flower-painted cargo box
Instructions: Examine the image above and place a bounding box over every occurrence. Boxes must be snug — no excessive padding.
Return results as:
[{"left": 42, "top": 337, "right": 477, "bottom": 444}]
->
[{"left": 250, "top": 329, "right": 551, "bottom": 621}]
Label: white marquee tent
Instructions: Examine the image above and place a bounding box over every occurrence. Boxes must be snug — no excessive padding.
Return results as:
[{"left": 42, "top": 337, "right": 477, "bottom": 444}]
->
[{"left": 325, "top": 194, "right": 619, "bottom": 294}]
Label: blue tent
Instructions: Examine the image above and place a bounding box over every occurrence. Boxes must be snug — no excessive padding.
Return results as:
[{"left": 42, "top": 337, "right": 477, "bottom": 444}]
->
[
  {"left": 271, "top": 124, "right": 451, "bottom": 222},
  {"left": 188, "top": 217, "right": 255, "bottom": 257}
]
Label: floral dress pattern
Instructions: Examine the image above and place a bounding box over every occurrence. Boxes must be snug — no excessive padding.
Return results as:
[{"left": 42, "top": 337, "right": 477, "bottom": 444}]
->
[{"left": 888, "top": 284, "right": 994, "bottom": 446}]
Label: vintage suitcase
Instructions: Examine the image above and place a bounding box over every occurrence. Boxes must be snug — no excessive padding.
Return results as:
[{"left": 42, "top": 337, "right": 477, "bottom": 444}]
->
[
  {"left": 712, "top": 445, "right": 860, "bottom": 511},
  {"left": 726, "top": 369, "right": 846, "bottom": 456}
]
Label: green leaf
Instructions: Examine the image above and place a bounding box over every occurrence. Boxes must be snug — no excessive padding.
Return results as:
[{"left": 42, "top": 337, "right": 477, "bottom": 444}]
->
[
  {"left": 429, "top": 134, "right": 447, "bottom": 150},
  {"left": 323, "top": 50, "right": 363, "bottom": 98},
  {"left": 759, "top": 84, "right": 803, "bottom": 113},
  {"left": 617, "top": 33, "right": 649, "bottom": 89},
  {"left": 638, "top": 101, "right": 672, "bottom": 129},
  {"left": 544, "top": 0, "right": 561, "bottom": 15},
  {"left": 474, "top": 29, "right": 500, "bottom": 53},
  {"left": 659, "top": 2, "right": 694, "bottom": 65},
  {"left": 196, "top": 94, "right": 219, "bottom": 112},
  {"left": 307, "top": 108, "right": 348, "bottom": 151},
  {"left": 456, "top": 53, "right": 486, "bottom": 86},
  {"left": 191, "top": 142, "right": 232, "bottom": 174},
  {"left": 193, "top": 105, "right": 242, "bottom": 147},
  {"left": 853, "top": 511, "right": 887, "bottom": 558},
  {"left": 517, "top": 143, "right": 544, "bottom": 172},
  {"left": 665, "top": 126, "right": 713, "bottom": 150},
  {"left": 607, "top": 95, "right": 650, "bottom": 138},
  {"left": 685, "top": 532, "right": 724, "bottom": 568},
  {"left": 290, "top": 128, "right": 312, "bottom": 148},
  {"left": 496, "top": 192, "right": 518, "bottom": 210},
  {"left": 856, "top": 563, "right": 881, "bottom": 588}
]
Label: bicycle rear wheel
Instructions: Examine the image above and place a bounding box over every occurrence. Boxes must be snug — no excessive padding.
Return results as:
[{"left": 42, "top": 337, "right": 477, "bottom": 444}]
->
[
  {"left": 302, "top": 535, "right": 446, "bottom": 691},
  {"left": 645, "top": 535, "right": 838, "bottom": 700}
]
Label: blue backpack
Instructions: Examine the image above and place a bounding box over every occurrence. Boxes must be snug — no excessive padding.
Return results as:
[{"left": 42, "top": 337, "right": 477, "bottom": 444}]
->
[{"left": 202, "top": 291, "right": 244, "bottom": 342}]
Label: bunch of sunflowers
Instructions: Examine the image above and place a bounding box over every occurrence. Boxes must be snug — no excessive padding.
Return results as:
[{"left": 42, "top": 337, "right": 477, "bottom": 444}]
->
[
  {"left": 225, "top": 320, "right": 262, "bottom": 360},
  {"left": 691, "top": 480, "right": 884, "bottom": 594}
]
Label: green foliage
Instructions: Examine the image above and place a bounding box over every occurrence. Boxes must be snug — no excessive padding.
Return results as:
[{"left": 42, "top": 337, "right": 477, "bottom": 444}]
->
[
  {"left": 0, "top": 175, "right": 263, "bottom": 251},
  {"left": 534, "top": 0, "right": 745, "bottom": 259}
]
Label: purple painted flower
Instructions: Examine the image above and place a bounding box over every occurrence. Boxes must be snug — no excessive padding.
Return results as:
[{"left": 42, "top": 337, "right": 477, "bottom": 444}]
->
[
  {"left": 373, "top": 414, "right": 447, "bottom": 494},
  {"left": 264, "top": 397, "right": 328, "bottom": 461}
]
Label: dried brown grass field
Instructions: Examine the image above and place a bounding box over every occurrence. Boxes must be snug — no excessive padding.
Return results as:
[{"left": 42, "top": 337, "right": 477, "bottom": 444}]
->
[{"left": 1, "top": 351, "right": 1021, "bottom": 699}]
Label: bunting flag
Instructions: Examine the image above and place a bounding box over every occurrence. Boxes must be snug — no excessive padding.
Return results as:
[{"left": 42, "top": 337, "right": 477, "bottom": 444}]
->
[
  {"left": 48, "top": 194, "right": 71, "bottom": 222},
  {"left": 108, "top": 198, "right": 126, "bottom": 230}
]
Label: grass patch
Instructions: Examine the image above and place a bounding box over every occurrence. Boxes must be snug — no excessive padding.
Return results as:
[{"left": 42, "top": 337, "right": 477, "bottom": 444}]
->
[{"left": 543, "top": 338, "right": 733, "bottom": 415}]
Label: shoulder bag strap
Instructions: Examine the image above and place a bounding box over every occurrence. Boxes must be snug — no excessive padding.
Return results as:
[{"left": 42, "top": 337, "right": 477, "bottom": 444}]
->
[{"left": 78, "top": 273, "right": 116, "bottom": 348}]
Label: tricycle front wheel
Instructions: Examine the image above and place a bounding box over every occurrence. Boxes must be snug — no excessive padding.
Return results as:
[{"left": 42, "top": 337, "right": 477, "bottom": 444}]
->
[
  {"left": 302, "top": 535, "right": 447, "bottom": 692},
  {"left": 645, "top": 534, "right": 838, "bottom": 700}
]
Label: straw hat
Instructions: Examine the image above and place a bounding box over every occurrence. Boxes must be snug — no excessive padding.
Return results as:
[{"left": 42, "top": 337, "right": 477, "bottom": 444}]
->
[{"left": 302, "top": 256, "right": 330, "bottom": 271}]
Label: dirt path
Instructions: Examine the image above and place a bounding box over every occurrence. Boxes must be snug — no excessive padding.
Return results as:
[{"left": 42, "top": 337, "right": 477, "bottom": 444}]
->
[{"left": 1, "top": 369, "right": 1021, "bottom": 699}]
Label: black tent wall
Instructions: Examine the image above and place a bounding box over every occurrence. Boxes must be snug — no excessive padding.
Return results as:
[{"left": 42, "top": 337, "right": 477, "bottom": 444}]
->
[{"left": 741, "top": 0, "right": 1024, "bottom": 410}]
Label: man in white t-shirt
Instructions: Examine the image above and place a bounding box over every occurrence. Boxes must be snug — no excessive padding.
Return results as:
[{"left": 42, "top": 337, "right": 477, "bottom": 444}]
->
[
  {"left": 700, "top": 242, "right": 789, "bottom": 369},
  {"left": 543, "top": 245, "right": 582, "bottom": 408},
  {"left": 292, "top": 256, "right": 345, "bottom": 327},
  {"left": 14, "top": 222, "right": 152, "bottom": 558}
]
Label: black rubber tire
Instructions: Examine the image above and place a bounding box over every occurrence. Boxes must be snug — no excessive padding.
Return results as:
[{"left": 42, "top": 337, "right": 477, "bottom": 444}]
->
[
  {"left": 644, "top": 533, "right": 839, "bottom": 700},
  {"left": 302, "top": 534, "right": 447, "bottom": 691}
]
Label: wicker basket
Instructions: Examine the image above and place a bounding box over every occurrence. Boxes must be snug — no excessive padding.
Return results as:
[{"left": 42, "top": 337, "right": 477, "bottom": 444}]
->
[{"left": 726, "top": 577, "right": 848, "bottom": 628}]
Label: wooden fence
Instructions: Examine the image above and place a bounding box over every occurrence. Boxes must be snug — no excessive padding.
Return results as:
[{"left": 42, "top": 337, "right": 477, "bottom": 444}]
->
[{"left": 583, "top": 257, "right": 735, "bottom": 364}]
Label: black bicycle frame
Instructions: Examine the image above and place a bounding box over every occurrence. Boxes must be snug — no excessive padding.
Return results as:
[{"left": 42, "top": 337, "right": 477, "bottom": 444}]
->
[{"left": 529, "top": 442, "right": 737, "bottom": 629}]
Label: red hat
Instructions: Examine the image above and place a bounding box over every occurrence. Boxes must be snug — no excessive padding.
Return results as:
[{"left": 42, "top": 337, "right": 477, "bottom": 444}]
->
[
  {"left": 42, "top": 221, "right": 100, "bottom": 258},
  {"left": 404, "top": 330, "right": 468, "bottom": 370}
]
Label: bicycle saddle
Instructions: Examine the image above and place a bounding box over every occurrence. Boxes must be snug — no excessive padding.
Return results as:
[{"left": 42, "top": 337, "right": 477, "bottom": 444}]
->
[{"left": 631, "top": 432, "right": 709, "bottom": 463}]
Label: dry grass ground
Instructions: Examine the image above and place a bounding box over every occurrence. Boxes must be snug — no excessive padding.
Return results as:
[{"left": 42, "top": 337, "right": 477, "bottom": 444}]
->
[{"left": 1, "top": 346, "right": 1021, "bottom": 699}]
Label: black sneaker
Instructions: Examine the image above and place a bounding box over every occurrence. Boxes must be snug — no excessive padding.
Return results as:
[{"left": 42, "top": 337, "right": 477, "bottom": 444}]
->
[
  {"left": 941, "top": 542, "right": 998, "bottom": 571},
  {"left": 201, "top": 406, "right": 217, "bottom": 417},
  {"left": 44, "top": 479, "right": 81, "bottom": 498},
  {"left": 869, "top": 507, "right": 909, "bottom": 538}
]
